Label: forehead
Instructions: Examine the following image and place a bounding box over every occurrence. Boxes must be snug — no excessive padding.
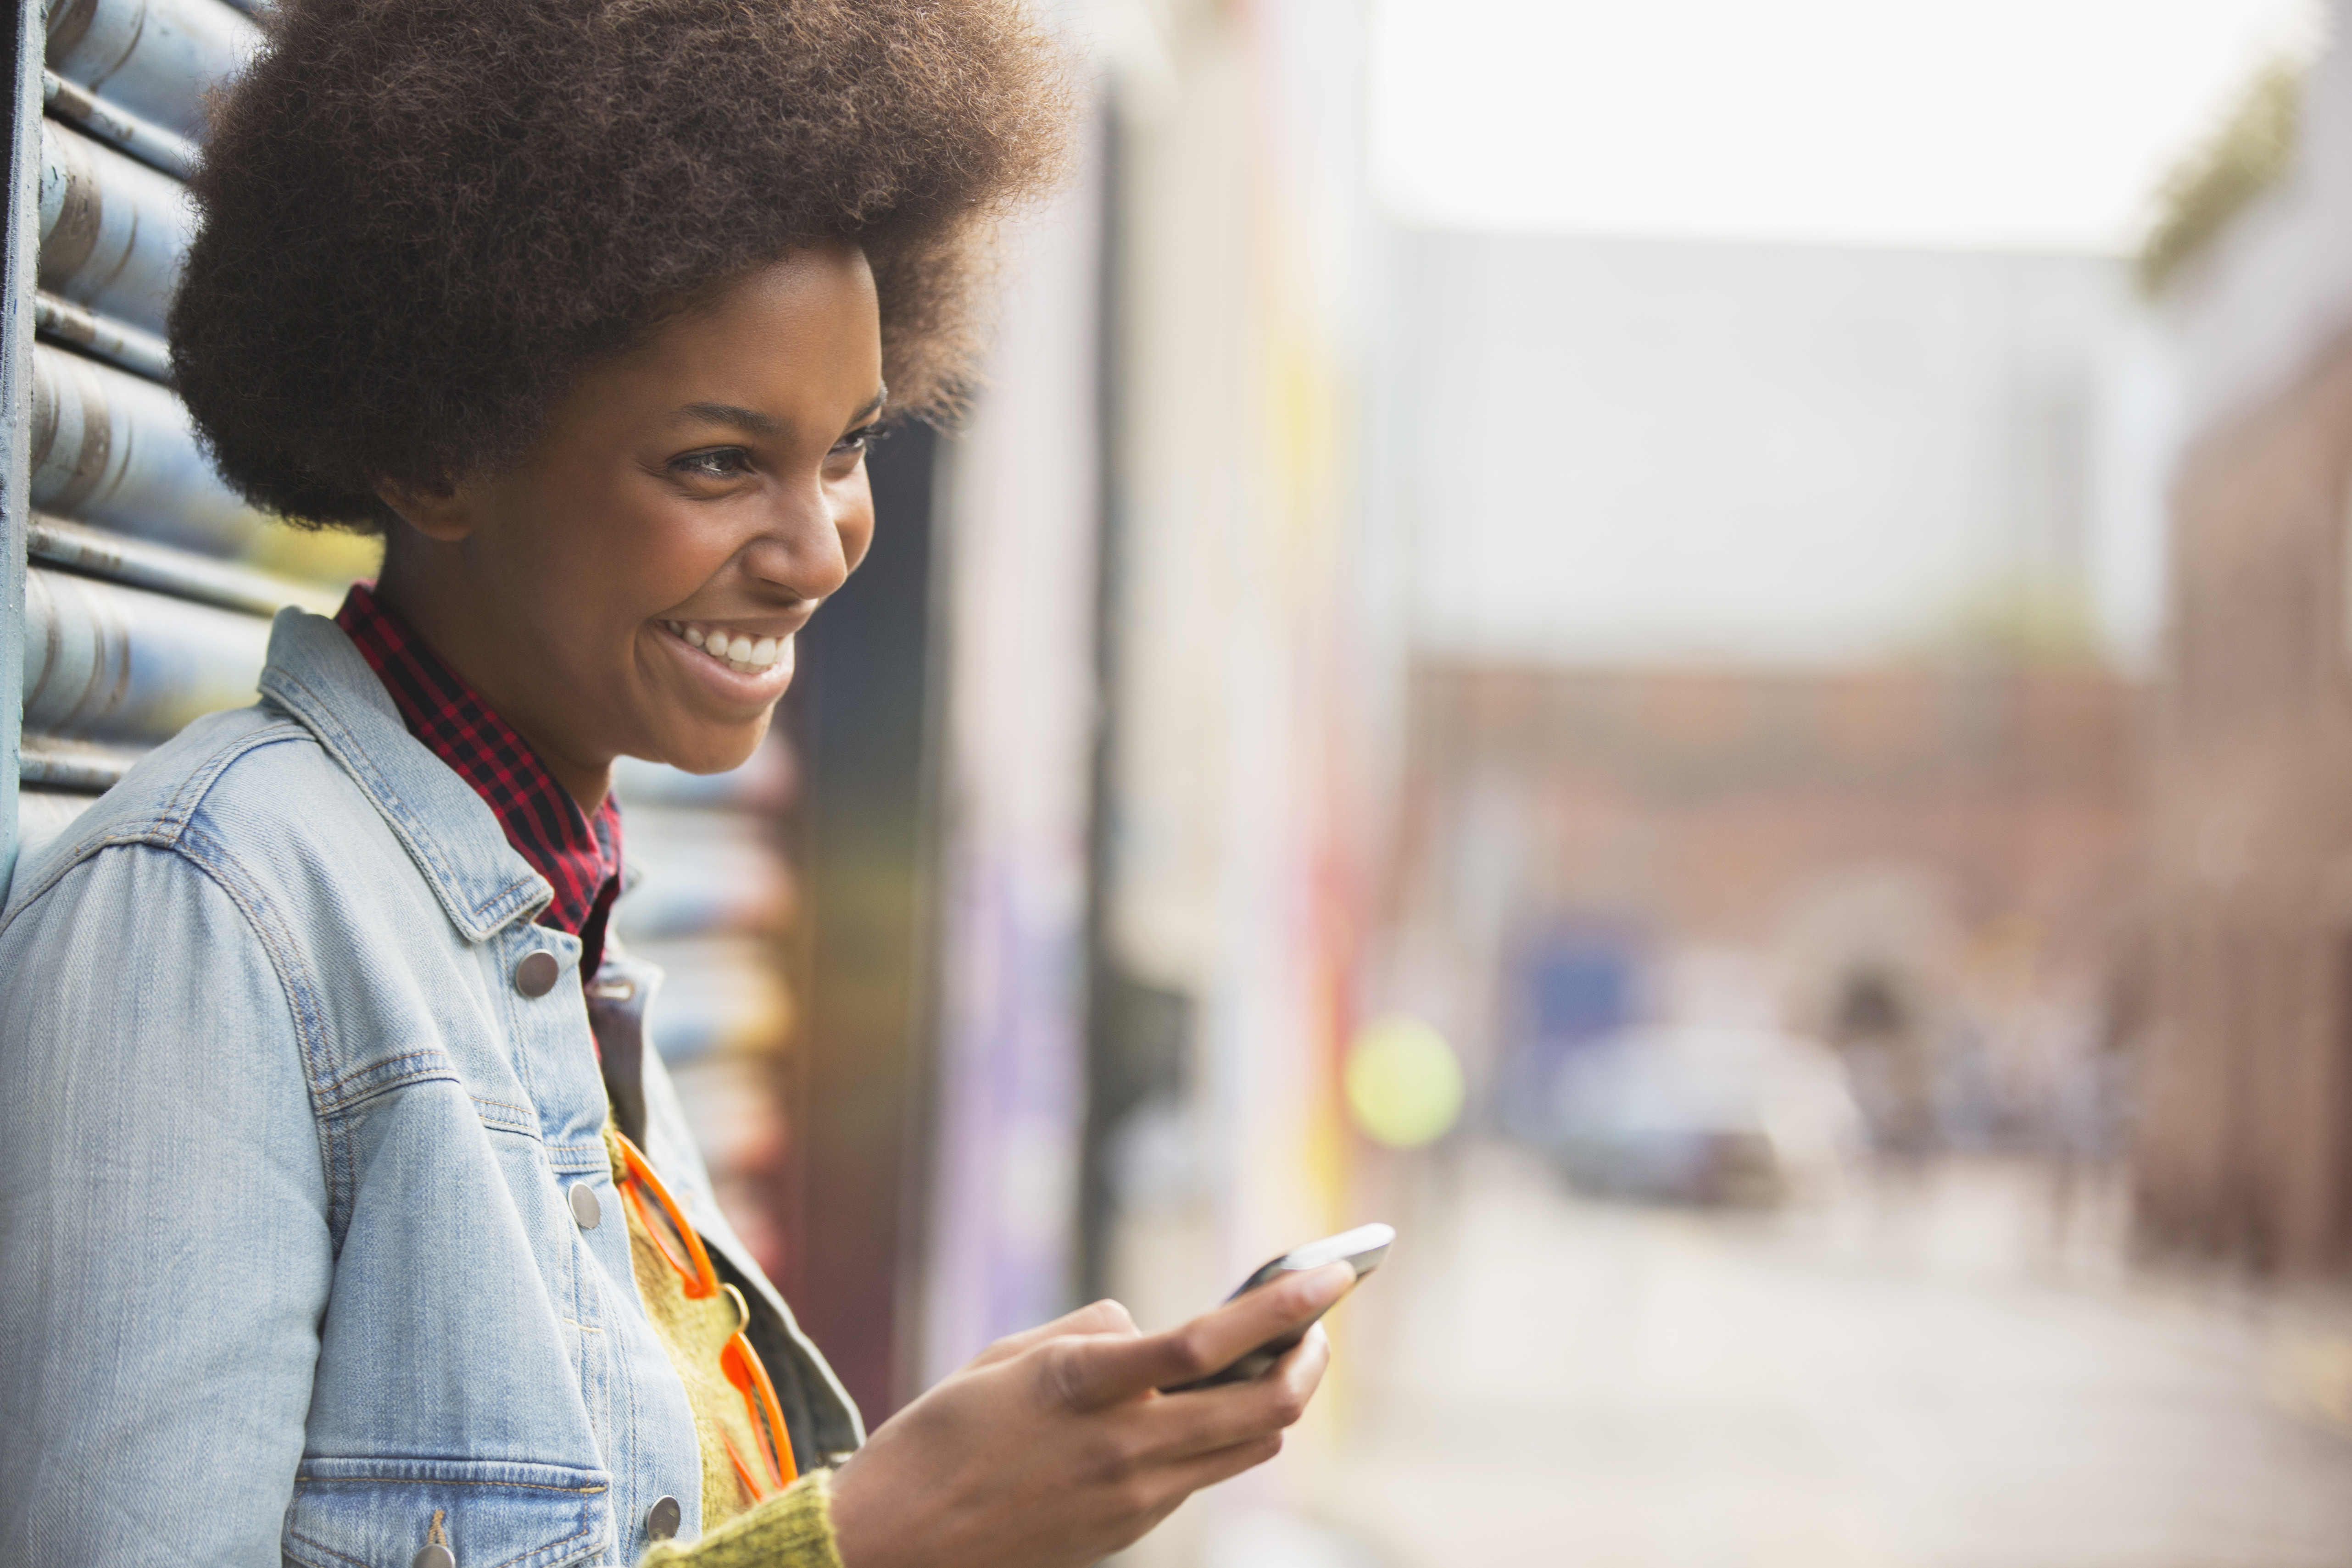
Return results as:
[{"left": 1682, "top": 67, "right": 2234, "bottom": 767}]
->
[{"left": 593, "top": 246, "right": 883, "bottom": 420}]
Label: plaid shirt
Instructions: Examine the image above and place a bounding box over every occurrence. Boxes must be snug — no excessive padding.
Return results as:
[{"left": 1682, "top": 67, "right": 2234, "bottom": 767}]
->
[{"left": 336, "top": 584, "right": 623, "bottom": 978}]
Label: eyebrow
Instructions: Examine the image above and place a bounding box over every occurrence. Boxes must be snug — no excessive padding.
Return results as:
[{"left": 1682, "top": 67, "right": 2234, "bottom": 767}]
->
[
  {"left": 669, "top": 402, "right": 784, "bottom": 437},
  {"left": 667, "top": 387, "right": 887, "bottom": 439}
]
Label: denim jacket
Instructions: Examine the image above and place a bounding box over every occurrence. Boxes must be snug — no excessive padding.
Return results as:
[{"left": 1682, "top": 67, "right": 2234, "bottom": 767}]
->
[{"left": 0, "top": 609, "right": 861, "bottom": 1565}]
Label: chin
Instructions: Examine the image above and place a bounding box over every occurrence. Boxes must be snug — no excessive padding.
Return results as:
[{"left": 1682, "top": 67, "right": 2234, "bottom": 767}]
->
[{"left": 657, "top": 717, "right": 773, "bottom": 777}]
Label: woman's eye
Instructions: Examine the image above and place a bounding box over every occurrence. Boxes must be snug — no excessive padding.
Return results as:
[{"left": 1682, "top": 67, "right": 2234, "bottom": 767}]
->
[
  {"left": 673, "top": 447, "right": 752, "bottom": 480},
  {"left": 832, "top": 422, "right": 882, "bottom": 458}
]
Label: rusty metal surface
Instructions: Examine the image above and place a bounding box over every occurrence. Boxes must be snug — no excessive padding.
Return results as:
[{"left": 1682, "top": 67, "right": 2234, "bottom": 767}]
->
[
  {"left": 28, "top": 511, "right": 327, "bottom": 613},
  {"left": 43, "top": 0, "right": 256, "bottom": 144},
  {"left": 37, "top": 118, "right": 187, "bottom": 336},
  {"left": 17, "top": 731, "right": 137, "bottom": 788},
  {"left": 34, "top": 289, "right": 167, "bottom": 378},
  {"left": 40, "top": 69, "right": 193, "bottom": 177},
  {"left": 21, "top": 562, "right": 268, "bottom": 741},
  {"left": 28, "top": 343, "right": 261, "bottom": 554}
]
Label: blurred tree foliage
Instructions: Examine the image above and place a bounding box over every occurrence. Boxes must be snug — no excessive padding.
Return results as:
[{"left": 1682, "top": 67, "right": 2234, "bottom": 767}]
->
[{"left": 2140, "top": 60, "right": 2304, "bottom": 295}]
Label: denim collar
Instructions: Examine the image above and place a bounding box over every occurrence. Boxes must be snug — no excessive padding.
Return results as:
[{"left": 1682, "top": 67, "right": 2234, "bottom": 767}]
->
[{"left": 258, "top": 608, "right": 554, "bottom": 943}]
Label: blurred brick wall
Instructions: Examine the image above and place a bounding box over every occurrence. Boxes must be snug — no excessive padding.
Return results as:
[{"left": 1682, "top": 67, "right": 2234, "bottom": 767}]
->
[
  {"left": 1402, "top": 662, "right": 2139, "bottom": 946},
  {"left": 2139, "top": 330, "right": 2352, "bottom": 1275}
]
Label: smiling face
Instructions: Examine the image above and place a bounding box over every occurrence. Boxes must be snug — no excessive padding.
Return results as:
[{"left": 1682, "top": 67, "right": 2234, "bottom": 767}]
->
[{"left": 372, "top": 245, "right": 884, "bottom": 807}]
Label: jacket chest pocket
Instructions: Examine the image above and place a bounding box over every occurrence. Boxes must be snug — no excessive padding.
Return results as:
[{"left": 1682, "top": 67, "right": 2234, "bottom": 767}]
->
[{"left": 283, "top": 1458, "right": 612, "bottom": 1568}]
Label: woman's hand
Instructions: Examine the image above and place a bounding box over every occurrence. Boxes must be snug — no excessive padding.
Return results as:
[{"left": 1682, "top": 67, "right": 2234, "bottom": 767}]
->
[{"left": 826, "top": 1263, "right": 1356, "bottom": 1568}]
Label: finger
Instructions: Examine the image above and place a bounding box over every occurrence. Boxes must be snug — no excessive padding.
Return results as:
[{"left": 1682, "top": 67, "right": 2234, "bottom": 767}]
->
[
  {"left": 971, "top": 1299, "right": 1139, "bottom": 1370},
  {"left": 1053, "top": 1263, "right": 1354, "bottom": 1409},
  {"left": 1120, "top": 1321, "right": 1332, "bottom": 1463},
  {"left": 1152, "top": 1429, "right": 1291, "bottom": 1511}
]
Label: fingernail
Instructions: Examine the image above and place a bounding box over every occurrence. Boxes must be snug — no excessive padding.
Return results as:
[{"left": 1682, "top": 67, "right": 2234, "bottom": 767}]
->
[{"left": 1301, "top": 1262, "right": 1355, "bottom": 1307}]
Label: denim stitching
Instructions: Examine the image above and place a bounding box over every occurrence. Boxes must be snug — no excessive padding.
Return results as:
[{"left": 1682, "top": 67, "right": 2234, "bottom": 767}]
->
[
  {"left": 324, "top": 1065, "right": 471, "bottom": 1118},
  {"left": 265, "top": 665, "right": 548, "bottom": 931},
  {"left": 473, "top": 1094, "right": 543, "bottom": 1133},
  {"left": 177, "top": 821, "right": 351, "bottom": 1249},
  {"left": 317, "top": 1050, "right": 456, "bottom": 1098},
  {"left": 0, "top": 723, "right": 309, "bottom": 943},
  {"left": 152, "top": 721, "right": 312, "bottom": 833},
  {"left": 283, "top": 1531, "right": 375, "bottom": 1568},
  {"left": 294, "top": 1476, "right": 609, "bottom": 1495},
  {"left": 261, "top": 667, "right": 464, "bottom": 900},
  {"left": 492, "top": 1518, "right": 603, "bottom": 1568},
  {"left": 288, "top": 1518, "right": 605, "bottom": 1568}
]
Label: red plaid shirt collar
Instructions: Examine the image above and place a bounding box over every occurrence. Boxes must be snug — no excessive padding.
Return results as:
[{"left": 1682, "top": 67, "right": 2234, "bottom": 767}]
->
[{"left": 335, "top": 584, "right": 622, "bottom": 973}]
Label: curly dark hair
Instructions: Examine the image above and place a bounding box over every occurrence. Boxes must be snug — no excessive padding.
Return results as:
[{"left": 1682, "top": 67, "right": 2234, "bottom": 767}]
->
[{"left": 170, "top": 0, "right": 1073, "bottom": 529}]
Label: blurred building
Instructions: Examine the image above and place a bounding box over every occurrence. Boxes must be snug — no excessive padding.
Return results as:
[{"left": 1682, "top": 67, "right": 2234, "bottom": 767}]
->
[
  {"left": 1361, "top": 215, "right": 2160, "bottom": 1173},
  {"left": 1390, "top": 661, "right": 2140, "bottom": 1137},
  {"left": 2134, "top": 0, "right": 2352, "bottom": 1275},
  {"left": 1385, "top": 229, "right": 2152, "bottom": 669},
  {"left": 892, "top": 6, "right": 1405, "bottom": 1559}
]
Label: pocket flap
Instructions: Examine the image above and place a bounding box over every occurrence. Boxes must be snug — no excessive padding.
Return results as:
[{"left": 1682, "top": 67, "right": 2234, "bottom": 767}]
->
[{"left": 284, "top": 1457, "right": 612, "bottom": 1568}]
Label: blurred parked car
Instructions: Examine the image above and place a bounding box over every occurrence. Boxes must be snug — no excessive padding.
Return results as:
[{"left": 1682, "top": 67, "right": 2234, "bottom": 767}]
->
[{"left": 1539, "top": 1026, "right": 1865, "bottom": 1205}]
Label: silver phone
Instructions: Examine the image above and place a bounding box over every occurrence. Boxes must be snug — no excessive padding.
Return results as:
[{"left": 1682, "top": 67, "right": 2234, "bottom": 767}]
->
[{"left": 1160, "top": 1222, "right": 1394, "bottom": 1392}]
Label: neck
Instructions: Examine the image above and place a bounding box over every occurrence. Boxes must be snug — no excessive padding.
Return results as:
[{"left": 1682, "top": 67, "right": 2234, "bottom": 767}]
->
[{"left": 374, "top": 536, "right": 614, "bottom": 813}]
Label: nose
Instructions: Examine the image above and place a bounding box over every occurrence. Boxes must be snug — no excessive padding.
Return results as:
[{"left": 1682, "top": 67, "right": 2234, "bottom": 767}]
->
[{"left": 738, "top": 467, "right": 871, "bottom": 601}]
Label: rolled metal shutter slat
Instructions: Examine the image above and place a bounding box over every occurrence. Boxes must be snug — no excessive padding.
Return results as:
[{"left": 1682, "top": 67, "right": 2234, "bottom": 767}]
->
[
  {"left": 22, "top": 564, "right": 268, "bottom": 741},
  {"left": 44, "top": 0, "right": 260, "bottom": 143},
  {"left": 627, "top": 936, "right": 794, "bottom": 1066},
  {"left": 42, "top": 70, "right": 195, "bottom": 178},
  {"left": 615, "top": 805, "right": 794, "bottom": 942},
  {"left": 39, "top": 119, "right": 189, "bottom": 338},
  {"left": 29, "top": 512, "right": 328, "bottom": 614},
  {"left": 17, "top": 784, "right": 100, "bottom": 857},
  {"left": 30, "top": 343, "right": 263, "bottom": 555},
  {"left": 19, "top": 733, "right": 143, "bottom": 789},
  {"left": 35, "top": 293, "right": 170, "bottom": 380}
]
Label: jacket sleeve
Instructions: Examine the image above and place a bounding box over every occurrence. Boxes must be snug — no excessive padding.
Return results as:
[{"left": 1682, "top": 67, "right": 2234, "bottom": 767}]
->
[
  {"left": 0, "top": 842, "right": 333, "bottom": 1565},
  {"left": 640, "top": 1470, "right": 843, "bottom": 1568}
]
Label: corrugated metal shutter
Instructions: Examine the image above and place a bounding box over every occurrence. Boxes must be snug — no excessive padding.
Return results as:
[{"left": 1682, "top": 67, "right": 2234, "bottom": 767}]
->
[
  {"left": 3, "top": 0, "right": 337, "bottom": 871},
  {"left": 1, "top": 0, "right": 803, "bottom": 1266}
]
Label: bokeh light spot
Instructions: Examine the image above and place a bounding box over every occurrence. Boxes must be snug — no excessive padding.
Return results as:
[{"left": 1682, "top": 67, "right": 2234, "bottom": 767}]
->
[{"left": 1344, "top": 1016, "right": 1465, "bottom": 1149}]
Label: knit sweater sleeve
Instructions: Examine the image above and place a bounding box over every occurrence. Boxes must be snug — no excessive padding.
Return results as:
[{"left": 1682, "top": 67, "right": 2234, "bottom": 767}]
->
[{"left": 639, "top": 1469, "right": 843, "bottom": 1568}]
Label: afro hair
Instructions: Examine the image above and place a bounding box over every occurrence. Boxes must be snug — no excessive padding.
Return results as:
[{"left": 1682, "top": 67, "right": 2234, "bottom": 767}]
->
[{"left": 169, "top": 0, "right": 1074, "bottom": 529}]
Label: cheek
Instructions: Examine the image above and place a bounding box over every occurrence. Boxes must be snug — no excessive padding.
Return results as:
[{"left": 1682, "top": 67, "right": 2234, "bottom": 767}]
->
[
  {"left": 837, "top": 483, "right": 878, "bottom": 575},
  {"left": 590, "top": 500, "right": 737, "bottom": 616}
]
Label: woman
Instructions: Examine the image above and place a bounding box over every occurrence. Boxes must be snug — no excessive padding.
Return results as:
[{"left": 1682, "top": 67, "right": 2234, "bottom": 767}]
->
[{"left": 0, "top": 1, "right": 1352, "bottom": 1563}]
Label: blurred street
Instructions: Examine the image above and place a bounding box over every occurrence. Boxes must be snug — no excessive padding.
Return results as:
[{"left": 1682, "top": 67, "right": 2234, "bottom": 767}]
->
[{"left": 1319, "top": 1146, "right": 2352, "bottom": 1568}]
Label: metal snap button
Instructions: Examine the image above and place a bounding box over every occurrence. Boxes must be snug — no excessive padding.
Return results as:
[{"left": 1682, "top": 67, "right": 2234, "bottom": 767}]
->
[
  {"left": 513, "top": 948, "right": 561, "bottom": 998},
  {"left": 412, "top": 1546, "right": 455, "bottom": 1568},
  {"left": 568, "top": 1181, "right": 602, "bottom": 1230},
  {"left": 646, "top": 1495, "right": 682, "bottom": 1540}
]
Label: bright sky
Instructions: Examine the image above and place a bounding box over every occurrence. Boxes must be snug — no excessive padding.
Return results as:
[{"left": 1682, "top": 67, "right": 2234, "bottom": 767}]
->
[{"left": 1372, "top": 0, "right": 2323, "bottom": 252}]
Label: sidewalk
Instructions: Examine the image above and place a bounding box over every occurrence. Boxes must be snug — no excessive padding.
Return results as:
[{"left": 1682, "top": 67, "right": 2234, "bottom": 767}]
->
[{"left": 1297, "top": 1144, "right": 2352, "bottom": 1568}]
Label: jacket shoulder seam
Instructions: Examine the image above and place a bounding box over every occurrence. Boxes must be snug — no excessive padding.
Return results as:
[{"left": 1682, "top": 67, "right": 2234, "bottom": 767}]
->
[{"left": 0, "top": 720, "right": 315, "bottom": 941}]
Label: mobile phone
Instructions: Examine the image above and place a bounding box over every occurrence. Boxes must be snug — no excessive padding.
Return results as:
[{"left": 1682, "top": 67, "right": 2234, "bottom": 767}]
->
[{"left": 1159, "top": 1222, "right": 1394, "bottom": 1392}]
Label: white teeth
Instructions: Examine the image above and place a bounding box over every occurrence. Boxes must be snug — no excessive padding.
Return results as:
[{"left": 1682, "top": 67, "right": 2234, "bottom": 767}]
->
[{"left": 668, "top": 619, "right": 789, "bottom": 675}]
